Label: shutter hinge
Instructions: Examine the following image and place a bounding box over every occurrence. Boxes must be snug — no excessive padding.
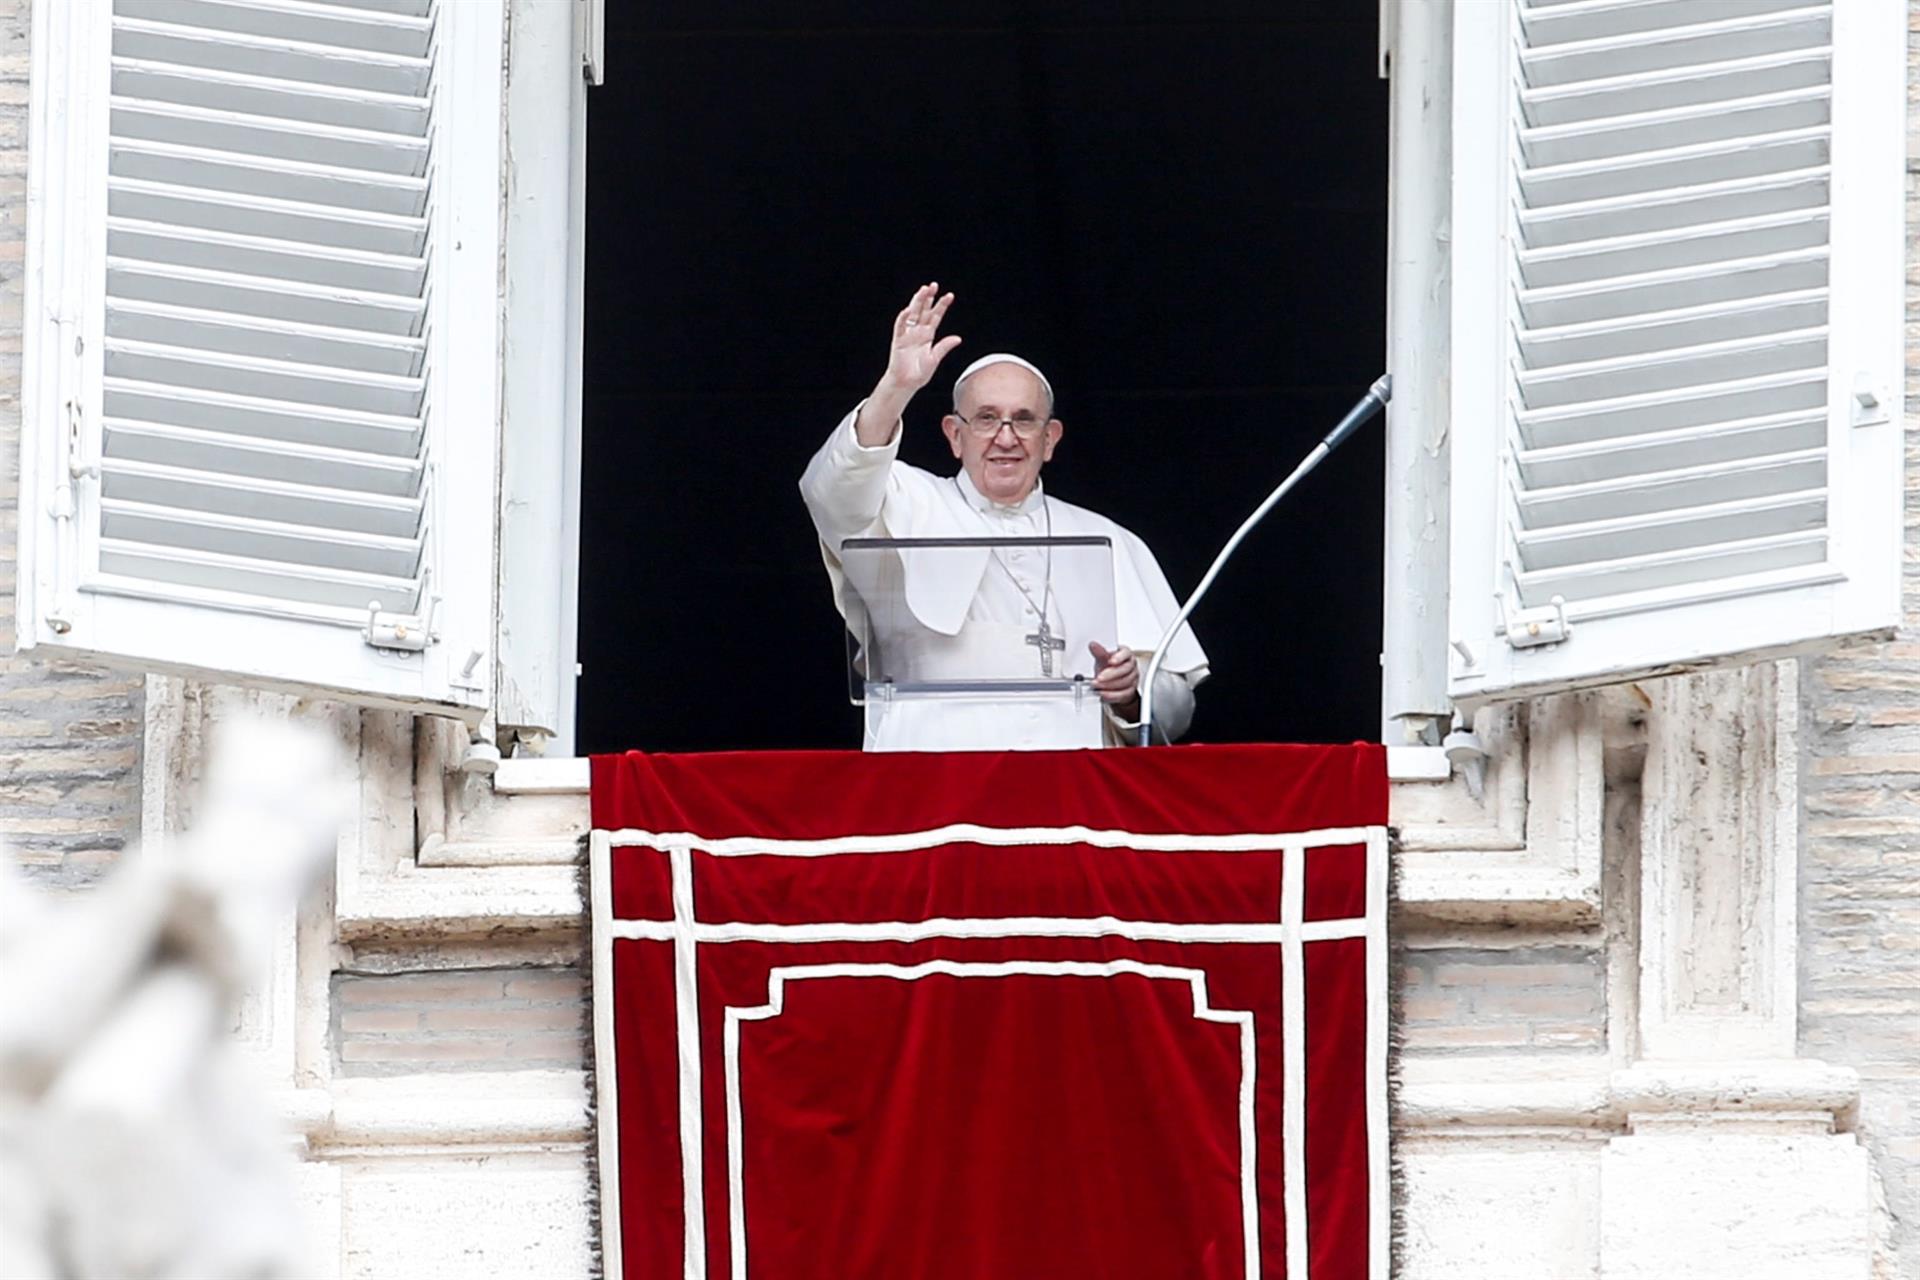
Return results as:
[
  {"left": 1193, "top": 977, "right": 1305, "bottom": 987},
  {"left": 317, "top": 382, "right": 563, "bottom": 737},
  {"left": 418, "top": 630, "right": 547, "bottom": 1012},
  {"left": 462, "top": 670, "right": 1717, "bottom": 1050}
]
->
[
  {"left": 67, "top": 398, "right": 98, "bottom": 482},
  {"left": 50, "top": 399, "right": 78, "bottom": 522},
  {"left": 362, "top": 587, "right": 440, "bottom": 654},
  {"left": 581, "top": 0, "right": 606, "bottom": 84},
  {"left": 44, "top": 316, "right": 88, "bottom": 637},
  {"left": 50, "top": 323, "right": 95, "bottom": 522},
  {"left": 1501, "top": 594, "right": 1571, "bottom": 650}
]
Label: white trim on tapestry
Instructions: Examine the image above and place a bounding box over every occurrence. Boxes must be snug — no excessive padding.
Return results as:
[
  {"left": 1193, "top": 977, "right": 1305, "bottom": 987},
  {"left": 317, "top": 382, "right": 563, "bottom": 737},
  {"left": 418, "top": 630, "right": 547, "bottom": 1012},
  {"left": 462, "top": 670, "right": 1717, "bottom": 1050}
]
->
[
  {"left": 589, "top": 832, "right": 625, "bottom": 1280},
  {"left": 671, "top": 846, "right": 708, "bottom": 1280},
  {"left": 606, "top": 916, "right": 1370, "bottom": 946},
  {"left": 722, "top": 996, "right": 750, "bottom": 1280},
  {"left": 591, "top": 821, "right": 1392, "bottom": 1278},
  {"left": 1365, "top": 828, "right": 1388, "bottom": 1280},
  {"left": 721, "top": 960, "right": 1262, "bottom": 1280},
  {"left": 1281, "top": 841, "right": 1309, "bottom": 1280},
  {"left": 602, "top": 823, "right": 1378, "bottom": 857}
]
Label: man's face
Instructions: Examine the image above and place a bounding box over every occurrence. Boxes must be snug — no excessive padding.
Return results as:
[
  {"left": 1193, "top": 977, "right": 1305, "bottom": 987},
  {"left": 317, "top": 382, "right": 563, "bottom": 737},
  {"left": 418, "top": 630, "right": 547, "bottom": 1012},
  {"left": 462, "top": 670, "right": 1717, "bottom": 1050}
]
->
[{"left": 941, "top": 364, "right": 1063, "bottom": 506}]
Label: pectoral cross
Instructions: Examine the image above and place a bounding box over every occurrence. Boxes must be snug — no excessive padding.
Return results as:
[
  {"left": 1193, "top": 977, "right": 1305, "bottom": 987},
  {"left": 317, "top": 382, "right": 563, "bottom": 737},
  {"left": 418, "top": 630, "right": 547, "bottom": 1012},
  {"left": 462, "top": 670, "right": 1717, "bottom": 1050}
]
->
[{"left": 1025, "top": 619, "right": 1067, "bottom": 676}]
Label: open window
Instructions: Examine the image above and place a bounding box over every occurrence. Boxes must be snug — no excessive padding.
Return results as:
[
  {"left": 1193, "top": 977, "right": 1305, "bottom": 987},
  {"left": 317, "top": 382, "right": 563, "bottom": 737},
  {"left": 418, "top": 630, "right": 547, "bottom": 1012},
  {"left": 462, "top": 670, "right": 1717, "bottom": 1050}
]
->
[
  {"left": 19, "top": 0, "right": 1909, "bottom": 755},
  {"left": 573, "top": 5, "right": 1391, "bottom": 753},
  {"left": 19, "top": 0, "right": 505, "bottom": 719},
  {"left": 1444, "top": 0, "right": 1905, "bottom": 707}
]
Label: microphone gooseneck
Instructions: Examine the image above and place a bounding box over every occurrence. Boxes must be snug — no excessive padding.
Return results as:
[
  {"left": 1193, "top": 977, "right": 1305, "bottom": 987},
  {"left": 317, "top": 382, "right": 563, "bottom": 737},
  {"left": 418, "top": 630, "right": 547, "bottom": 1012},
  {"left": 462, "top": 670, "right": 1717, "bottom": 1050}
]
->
[{"left": 1136, "top": 375, "right": 1392, "bottom": 747}]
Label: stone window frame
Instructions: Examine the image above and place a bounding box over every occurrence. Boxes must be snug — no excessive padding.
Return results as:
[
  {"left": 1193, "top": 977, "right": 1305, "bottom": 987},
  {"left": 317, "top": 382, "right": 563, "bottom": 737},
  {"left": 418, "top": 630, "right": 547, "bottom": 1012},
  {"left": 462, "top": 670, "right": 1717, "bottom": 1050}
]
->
[{"left": 301, "top": 696, "right": 1610, "bottom": 946}]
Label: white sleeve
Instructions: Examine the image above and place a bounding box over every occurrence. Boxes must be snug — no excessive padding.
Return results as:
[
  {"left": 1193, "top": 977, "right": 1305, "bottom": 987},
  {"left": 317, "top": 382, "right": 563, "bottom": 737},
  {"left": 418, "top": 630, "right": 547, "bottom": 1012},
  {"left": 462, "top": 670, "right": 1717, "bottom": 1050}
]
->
[
  {"left": 1104, "top": 668, "right": 1198, "bottom": 746},
  {"left": 799, "top": 404, "right": 901, "bottom": 549}
]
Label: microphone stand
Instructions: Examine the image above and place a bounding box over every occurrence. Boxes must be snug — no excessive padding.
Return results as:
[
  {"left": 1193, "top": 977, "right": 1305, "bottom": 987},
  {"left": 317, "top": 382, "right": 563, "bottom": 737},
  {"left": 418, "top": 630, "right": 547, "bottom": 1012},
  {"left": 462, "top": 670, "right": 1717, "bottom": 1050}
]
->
[{"left": 1137, "top": 375, "right": 1393, "bottom": 747}]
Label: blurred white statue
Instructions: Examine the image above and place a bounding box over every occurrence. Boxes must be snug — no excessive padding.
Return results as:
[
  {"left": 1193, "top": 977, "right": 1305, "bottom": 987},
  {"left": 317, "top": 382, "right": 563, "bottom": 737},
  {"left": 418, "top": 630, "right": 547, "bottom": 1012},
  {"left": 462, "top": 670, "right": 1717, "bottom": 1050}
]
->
[{"left": 0, "top": 713, "right": 347, "bottom": 1279}]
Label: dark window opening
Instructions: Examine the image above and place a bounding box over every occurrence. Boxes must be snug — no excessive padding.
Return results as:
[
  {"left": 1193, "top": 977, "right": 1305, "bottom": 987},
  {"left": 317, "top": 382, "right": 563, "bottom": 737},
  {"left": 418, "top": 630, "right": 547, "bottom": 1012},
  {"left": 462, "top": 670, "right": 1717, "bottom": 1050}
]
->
[{"left": 579, "top": 4, "right": 1388, "bottom": 753}]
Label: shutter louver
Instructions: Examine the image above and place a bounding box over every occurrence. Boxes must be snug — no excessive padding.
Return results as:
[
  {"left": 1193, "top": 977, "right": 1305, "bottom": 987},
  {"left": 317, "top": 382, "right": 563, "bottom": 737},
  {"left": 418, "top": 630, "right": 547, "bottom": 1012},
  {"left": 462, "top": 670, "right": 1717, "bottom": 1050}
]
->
[
  {"left": 1509, "top": 1, "right": 1836, "bottom": 615},
  {"left": 102, "top": 0, "right": 434, "bottom": 620},
  {"left": 20, "top": 0, "right": 504, "bottom": 716},
  {"left": 1447, "top": 0, "right": 1903, "bottom": 705}
]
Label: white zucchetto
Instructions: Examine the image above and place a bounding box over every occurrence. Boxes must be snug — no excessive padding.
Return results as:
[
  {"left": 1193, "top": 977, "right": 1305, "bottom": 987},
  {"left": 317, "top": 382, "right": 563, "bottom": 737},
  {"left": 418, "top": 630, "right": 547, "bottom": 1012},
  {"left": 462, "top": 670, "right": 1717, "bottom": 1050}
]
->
[{"left": 953, "top": 353, "right": 1054, "bottom": 407}]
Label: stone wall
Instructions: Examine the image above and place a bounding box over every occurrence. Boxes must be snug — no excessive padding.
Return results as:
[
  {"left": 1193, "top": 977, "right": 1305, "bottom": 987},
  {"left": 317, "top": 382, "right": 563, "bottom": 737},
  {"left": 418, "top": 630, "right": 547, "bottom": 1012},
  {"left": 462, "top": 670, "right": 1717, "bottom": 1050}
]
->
[
  {"left": 1793, "top": 6, "right": 1920, "bottom": 1270},
  {"left": 0, "top": 0, "right": 143, "bottom": 889},
  {"left": 1401, "top": 944, "right": 1608, "bottom": 1054},
  {"left": 332, "top": 967, "right": 587, "bottom": 1077}
]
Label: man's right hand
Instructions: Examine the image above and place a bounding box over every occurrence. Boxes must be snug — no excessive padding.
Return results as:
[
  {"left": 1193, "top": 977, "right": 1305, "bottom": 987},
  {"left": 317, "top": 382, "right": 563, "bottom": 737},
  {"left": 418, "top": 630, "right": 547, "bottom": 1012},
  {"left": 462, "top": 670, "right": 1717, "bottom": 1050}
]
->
[
  {"left": 886, "top": 281, "right": 962, "bottom": 392},
  {"left": 856, "top": 282, "right": 961, "bottom": 446}
]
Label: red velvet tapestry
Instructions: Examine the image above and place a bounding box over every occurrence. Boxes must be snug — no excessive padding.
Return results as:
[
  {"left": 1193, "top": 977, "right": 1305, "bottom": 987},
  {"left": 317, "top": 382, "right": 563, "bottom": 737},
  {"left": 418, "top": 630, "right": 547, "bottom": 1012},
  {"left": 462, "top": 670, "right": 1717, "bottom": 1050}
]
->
[{"left": 590, "top": 744, "right": 1387, "bottom": 1280}]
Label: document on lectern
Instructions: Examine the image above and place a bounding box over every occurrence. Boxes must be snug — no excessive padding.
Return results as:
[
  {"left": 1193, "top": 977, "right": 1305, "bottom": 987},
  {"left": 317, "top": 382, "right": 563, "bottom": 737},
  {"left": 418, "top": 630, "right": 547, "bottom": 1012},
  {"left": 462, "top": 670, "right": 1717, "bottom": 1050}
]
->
[{"left": 839, "top": 536, "right": 1118, "bottom": 752}]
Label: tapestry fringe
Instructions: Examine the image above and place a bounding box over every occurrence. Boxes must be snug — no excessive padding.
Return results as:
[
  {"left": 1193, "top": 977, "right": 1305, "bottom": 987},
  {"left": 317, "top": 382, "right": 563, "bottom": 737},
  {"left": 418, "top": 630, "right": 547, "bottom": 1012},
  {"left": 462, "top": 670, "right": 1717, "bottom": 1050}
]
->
[
  {"left": 576, "top": 831, "right": 603, "bottom": 1280},
  {"left": 1387, "top": 824, "right": 1408, "bottom": 1280}
]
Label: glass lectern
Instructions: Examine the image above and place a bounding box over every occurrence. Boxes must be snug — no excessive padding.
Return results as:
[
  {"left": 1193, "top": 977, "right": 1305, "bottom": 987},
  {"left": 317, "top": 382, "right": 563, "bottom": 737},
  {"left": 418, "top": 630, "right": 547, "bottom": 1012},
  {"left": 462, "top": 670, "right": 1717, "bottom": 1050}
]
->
[{"left": 840, "top": 536, "right": 1118, "bottom": 752}]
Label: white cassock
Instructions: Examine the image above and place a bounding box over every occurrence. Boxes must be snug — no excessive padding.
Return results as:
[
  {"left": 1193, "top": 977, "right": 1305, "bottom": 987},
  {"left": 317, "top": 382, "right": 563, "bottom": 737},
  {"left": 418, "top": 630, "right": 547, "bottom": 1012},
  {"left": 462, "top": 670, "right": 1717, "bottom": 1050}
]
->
[{"left": 800, "top": 405, "right": 1209, "bottom": 751}]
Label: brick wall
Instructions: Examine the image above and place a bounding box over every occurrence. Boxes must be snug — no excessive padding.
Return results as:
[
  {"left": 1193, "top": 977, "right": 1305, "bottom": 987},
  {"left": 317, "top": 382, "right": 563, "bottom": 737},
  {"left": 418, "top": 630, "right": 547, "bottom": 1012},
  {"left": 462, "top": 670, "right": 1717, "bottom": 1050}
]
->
[
  {"left": 1795, "top": 7, "right": 1920, "bottom": 1270},
  {"left": 333, "top": 968, "right": 587, "bottom": 1076},
  {"left": 1401, "top": 945, "right": 1607, "bottom": 1054},
  {"left": 0, "top": 0, "right": 143, "bottom": 890}
]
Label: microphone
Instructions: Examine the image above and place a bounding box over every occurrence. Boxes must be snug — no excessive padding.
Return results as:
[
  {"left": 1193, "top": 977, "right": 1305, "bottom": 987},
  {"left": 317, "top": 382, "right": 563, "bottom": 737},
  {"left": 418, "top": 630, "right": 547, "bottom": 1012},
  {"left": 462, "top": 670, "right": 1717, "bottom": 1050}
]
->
[{"left": 1137, "top": 375, "right": 1392, "bottom": 747}]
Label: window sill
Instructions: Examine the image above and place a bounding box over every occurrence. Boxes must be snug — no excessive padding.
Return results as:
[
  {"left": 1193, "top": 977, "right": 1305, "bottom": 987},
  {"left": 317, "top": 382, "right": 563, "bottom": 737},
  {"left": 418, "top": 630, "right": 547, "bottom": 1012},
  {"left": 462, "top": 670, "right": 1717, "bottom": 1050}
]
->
[
  {"left": 497, "top": 749, "right": 1451, "bottom": 792},
  {"left": 493, "top": 756, "right": 589, "bottom": 794},
  {"left": 472, "top": 709, "right": 1601, "bottom": 927},
  {"left": 1386, "top": 745, "right": 1451, "bottom": 782}
]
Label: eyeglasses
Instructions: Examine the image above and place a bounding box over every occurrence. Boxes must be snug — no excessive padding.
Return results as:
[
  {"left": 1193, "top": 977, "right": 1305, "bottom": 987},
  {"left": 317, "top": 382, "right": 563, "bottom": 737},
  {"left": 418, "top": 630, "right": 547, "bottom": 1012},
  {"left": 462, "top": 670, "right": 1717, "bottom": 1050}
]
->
[{"left": 956, "top": 411, "right": 1049, "bottom": 440}]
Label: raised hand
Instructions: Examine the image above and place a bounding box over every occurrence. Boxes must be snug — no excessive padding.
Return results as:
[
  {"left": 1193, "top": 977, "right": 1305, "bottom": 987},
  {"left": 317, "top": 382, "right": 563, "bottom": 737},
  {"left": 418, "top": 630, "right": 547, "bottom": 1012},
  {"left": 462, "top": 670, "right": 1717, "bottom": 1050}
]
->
[
  {"left": 856, "top": 282, "right": 962, "bottom": 446},
  {"left": 885, "top": 282, "right": 962, "bottom": 393},
  {"left": 1089, "top": 641, "right": 1142, "bottom": 712}
]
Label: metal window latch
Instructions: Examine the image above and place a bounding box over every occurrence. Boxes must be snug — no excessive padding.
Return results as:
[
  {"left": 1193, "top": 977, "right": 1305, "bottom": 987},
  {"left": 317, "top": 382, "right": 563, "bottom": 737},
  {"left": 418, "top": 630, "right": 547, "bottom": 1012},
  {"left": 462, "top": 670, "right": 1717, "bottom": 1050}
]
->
[
  {"left": 1501, "top": 594, "right": 1570, "bottom": 650},
  {"left": 1852, "top": 373, "right": 1890, "bottom": 427},
  {"left": 451, "top": 647, "right": 487, "bottom": 693},
  {"left": 363, "top": 594, "right": 440, "bottom": 653}
]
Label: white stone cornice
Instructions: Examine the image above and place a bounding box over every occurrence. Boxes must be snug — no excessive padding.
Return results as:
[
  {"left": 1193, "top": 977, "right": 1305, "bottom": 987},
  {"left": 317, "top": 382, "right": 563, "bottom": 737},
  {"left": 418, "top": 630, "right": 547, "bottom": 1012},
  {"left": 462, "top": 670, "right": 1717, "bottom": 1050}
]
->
[
  {"left": 1399, "top": 1056, "right": 1616, "bottom": 1131},
  {"left": 1610, "top": 1060, "right": 1862, "bottom": 1130},
  {"left": 1397, "top": 1055, "right": 1864, "bottom": 1135},
  {"left": 282, "top": 1071, "right": 591, "bottom": 1153}
]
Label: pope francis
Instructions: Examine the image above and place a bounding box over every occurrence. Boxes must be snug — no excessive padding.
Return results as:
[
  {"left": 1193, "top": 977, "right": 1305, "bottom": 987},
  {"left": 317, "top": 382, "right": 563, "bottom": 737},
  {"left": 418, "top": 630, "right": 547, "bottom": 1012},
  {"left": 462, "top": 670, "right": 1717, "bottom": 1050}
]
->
[{"left": 801, "top": 283, "right": 1208, "bottom": 750}]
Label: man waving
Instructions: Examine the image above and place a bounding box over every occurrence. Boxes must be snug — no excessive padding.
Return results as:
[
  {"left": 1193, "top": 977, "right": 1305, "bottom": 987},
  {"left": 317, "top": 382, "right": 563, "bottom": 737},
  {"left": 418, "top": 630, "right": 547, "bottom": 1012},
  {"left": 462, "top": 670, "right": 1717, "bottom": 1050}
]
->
[{"left": 801, "top": 283, "right": 1208, "bottom": 750}]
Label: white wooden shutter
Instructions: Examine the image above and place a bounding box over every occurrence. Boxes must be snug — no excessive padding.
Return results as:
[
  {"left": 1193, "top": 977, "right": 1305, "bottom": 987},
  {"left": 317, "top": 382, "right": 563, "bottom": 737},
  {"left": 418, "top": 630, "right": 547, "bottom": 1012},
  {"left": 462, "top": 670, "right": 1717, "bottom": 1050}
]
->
[
  {"left": 19, "top": 0, "right": 503, "bottom": 717},
  {"left": 1447, "top": 0, "right": 1904, "bottom": 707}
]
